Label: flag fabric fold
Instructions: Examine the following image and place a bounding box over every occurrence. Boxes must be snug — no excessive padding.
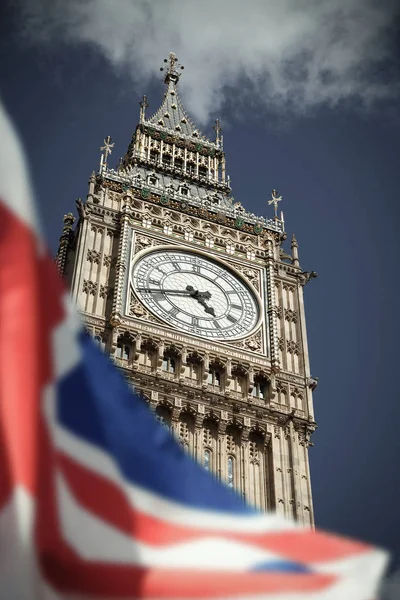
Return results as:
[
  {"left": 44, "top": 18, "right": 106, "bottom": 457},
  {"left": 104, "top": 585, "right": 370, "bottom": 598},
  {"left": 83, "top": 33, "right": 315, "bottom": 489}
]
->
[{"left": 0, "top": 100, "right": 388, "bottom": 599}]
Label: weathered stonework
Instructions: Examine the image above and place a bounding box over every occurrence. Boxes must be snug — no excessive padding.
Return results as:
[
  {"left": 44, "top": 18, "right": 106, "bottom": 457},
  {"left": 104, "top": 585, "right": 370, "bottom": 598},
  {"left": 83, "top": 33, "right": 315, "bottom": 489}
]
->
[{"left": 57, "top": 53, "right": 318, "bottom": 525}]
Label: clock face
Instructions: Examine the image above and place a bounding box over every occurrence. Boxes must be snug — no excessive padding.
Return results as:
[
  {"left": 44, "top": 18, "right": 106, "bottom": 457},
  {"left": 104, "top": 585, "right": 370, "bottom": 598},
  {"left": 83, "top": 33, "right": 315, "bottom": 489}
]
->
[{"left": 131, "top": 249, "right": 260, "bottom": 340}]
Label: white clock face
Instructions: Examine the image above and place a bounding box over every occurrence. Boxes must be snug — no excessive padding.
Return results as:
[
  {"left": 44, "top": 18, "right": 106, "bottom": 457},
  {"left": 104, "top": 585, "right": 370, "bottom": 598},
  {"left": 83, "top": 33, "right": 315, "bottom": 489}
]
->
[{"left": 132, "top": 249, "right": 260, "bottom": 340}]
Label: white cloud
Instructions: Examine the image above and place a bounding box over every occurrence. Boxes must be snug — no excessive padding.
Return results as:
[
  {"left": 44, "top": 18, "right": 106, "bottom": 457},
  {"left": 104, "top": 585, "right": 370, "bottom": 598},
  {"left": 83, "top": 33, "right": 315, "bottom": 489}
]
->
[{"left": 15, "top": 0, "right": 399, "bottom": 124}]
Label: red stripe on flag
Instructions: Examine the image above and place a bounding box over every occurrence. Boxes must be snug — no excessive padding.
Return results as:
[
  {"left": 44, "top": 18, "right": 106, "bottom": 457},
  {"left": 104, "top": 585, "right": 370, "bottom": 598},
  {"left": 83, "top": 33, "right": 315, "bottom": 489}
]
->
[
  {"left": 44, "top": 564, "right": 336, "bottom": 598},
  {"left": 0, "top": 198, "right": 65, "bottom": 504},
  {"left": 58, "top": 450, "right": 371, "bottom": 565}
]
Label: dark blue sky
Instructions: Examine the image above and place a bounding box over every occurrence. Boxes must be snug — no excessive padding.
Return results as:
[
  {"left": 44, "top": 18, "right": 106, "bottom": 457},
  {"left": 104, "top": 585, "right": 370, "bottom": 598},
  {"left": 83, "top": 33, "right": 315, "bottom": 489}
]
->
[{"left": 1, "top": 3, "right": 400, "bottom": 570}]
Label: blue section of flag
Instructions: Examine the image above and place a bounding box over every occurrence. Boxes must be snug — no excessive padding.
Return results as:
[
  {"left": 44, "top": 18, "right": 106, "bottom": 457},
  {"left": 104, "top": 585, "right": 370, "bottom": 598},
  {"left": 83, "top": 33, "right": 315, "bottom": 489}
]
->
[
  {"left": 57, "top": 331, "right": 255, "bottom": 514},
  {"left": 251, "top": 561, "right": 312, "bottom": 573}
]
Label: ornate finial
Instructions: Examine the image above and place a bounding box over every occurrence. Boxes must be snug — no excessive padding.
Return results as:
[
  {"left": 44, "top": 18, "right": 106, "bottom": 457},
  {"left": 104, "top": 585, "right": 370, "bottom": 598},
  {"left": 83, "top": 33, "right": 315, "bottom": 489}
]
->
[
  {"left": 99, "top": 135, "right": 114, "bottom": 173},
  {"left": 291, "top": 233, "right": 298, "bottom": 248},
  {"left": 268, "top": 189, "right": 283, "bottom": 219},
  {"left": 63, "top": 212, "right": 75, "bottom": 226},
  {"left": 160, "top": 52, "right": 184, "bottom": 84},
  {"left": 139, "top": 95, "right": 149, "bottom": 122},
  {"left": 213, "top": 119, "right": 223, "bottom": 145}
]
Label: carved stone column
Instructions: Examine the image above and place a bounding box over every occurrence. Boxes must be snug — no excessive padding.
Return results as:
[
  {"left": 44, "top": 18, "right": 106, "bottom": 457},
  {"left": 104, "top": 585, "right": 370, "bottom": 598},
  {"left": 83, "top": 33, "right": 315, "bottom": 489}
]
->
[{"left": 265, "top": 237, "right": 280, "bottom": 373}]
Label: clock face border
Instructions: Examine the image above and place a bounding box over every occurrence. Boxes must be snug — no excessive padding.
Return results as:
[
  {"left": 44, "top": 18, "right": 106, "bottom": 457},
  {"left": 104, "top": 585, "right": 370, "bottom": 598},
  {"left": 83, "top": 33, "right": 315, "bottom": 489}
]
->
[{"left": 129, "top": 244, "right": 264, "bottom": 342}]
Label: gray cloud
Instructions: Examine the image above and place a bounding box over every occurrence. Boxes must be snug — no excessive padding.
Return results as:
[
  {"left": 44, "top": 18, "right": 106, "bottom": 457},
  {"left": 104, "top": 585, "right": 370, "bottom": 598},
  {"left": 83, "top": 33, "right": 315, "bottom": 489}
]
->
[
  {"left": 379, "top": 568, "right": 400, "bottom": 600},
  {"left": 14, "top": 0, "right": 399, "bottom": 123}
]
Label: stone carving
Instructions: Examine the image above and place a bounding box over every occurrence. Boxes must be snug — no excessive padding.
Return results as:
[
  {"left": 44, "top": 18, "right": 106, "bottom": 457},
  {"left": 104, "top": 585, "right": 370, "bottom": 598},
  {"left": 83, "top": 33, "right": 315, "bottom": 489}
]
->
[
  {"left": 87, "top": 249, "right": 100, "bottom": 264},
  {"left": 134, "top": 234, "right": 165, "bottom": 253},
  {"left": 284, "top": 308, "right": 298, "bottom": 323},
  {"left": 99, "top": 284, "right": 112, "bottom": 299},
  {"left": 178, "top": 421, "right": 190, "bottom": 447},
  {"left": 245, "top": 330, "right": 262, "bottom": 352},
  {"left": 103, "top": 254, "right": 112, "bottom": 267},
  {"left": 83, "top": 279, "right": 98, "bottom": 295},
  {"left": 286, "top": 340, "right": 300, "bottom": 355},
  {"left": 298, "top": 429, "right": 314, "bottom": 447},
  {"left": 277, "top": 337, "right": 284, "bottom": 351},
  {"left": 297, "top": 271, "right": 318, "bottom": 286},
  {"left": 227, "top": 329, "right": 262, "bottom": 353}
]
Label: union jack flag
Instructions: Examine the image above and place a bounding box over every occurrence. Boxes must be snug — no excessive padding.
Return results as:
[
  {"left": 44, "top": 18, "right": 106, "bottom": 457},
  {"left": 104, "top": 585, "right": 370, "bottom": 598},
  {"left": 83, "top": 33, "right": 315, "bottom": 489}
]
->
[{"left": 0, "top": 100, "right": 388, "bottom": 599}]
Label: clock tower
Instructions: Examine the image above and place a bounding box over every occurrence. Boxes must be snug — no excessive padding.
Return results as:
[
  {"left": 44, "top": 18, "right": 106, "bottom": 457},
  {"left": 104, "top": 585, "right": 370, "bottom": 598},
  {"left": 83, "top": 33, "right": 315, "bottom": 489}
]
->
[{"left": 57, "top": 53, "right": 318, "bottom": 524}]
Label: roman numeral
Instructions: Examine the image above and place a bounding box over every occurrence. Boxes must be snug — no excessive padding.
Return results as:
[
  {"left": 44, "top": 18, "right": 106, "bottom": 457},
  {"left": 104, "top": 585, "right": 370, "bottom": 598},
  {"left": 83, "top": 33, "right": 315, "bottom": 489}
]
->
[
  {"left": 192, "top": 264, "right": 200, "bottom": 273},
  {"left": 172, "top": 262, "right": 181, "bottom": 271},
  {"left": 149, "top": 278, "right": 160, "bottom": 286},
  {"left": 168, "top": 307, "right": 180, "bottom": 318},
  {"left": 191, "top": 317, "right": 199, "bottom": 327},
  {"left": 231, "top": 304, "right": 242, "bottom": 311},
  {"left": 155, "top": 266, "right": 166, "bottom": 275},
  {"left": 213, "top": 320, "right": 221, "bottom": 329},
  {"left": 227, "top": 314, "right": 238, "bottom": 323}
]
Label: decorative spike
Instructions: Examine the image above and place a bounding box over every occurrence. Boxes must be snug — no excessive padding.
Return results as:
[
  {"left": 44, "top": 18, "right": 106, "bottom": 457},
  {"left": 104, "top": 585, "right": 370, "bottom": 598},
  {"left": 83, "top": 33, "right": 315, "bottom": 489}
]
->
[
  {"left": 139, "top": 95, "right": 149, "bottom": 122},
  {"left": 291, "top": 233, "right": 299, "bottom": 266}
]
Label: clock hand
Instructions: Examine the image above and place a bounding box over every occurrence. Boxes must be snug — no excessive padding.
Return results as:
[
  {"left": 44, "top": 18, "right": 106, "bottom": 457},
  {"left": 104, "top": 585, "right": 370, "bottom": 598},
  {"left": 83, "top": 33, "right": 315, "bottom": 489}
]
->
[
  {"left": 137, "top": 287, "right": 212, "bottom": 299},
  {"left": 185, "top": 286, "right": 211, "bottom": 300},
  {"left": 186, "top": 286, "right": 216, "bottom": 316},
  {"left": 137, "top": 288, "right": 198, "bottom": 295}
]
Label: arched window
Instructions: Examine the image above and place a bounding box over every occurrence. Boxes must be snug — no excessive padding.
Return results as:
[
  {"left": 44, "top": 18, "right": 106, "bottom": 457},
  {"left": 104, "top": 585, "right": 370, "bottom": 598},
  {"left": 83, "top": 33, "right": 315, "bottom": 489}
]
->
[
  {"left": 207, "top": 362, "right": 222, "bottom": 388},
  {"left": 187, "top": 353, "right": 201, "bottom": 384},
  {"left": 162, "top": 348, "right": 179, "bottom": 377},
  {"left": 232, "top": 366, "right": 247, "bottom": 397},
  {"left": 117, "top": 343, "right": 129, "bottom": 360},
  {"left": 163, "top": 154, "right": 171, "bottom": 166},
  {"left": 115, "top": 335, "right": 131, "bottom": 361},
  {"left": 227, "top": 456, "right": 234, "bottom": 488},
  {"left": 155, "top": 405, "right": 172, "bottom": 428},
  {"left": 140, "top": 339, "right": 157, "bottom": 373},
  {"left": 204, "top": 449, "right": 211, "bottom": 471},
  {"left": 162, "top": 355, "right": 176, "bottom": 373},
  {"left": 150, "top": 150, "right": 158, "bottom": 163},
  {"left": 94, "top": 335, "right": 106, "bottom": 351},
  {"left": 252, "top": 375, "right": 269, "bottom": 400},
  {"left": 180, "top": 186, "right": 189, "bottom": 197},
  {"left": 198, "top": 166, "right": 207, "bottom": 178}
]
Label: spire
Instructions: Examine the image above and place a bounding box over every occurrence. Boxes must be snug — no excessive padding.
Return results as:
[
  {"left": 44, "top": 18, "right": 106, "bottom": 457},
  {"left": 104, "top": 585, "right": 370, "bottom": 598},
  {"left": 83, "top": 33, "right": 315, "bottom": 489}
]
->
[
  {"left": 291, "top": 234, "right": 299, "bottom": 266},
  {"left": 213, "top": 119, "right": 223, "bottom": 149},
  {"left": 139, "top": 95, "right": 149, "bottom": 123},
  {"left": 146, "top": 51, "right": 211, "bottom": 143}
]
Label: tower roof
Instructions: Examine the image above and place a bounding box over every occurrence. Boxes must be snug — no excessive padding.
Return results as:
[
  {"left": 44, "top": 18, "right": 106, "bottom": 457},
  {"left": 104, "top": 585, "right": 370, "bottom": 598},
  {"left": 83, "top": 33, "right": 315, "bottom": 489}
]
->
[{"left": 146, "top": 52, "right": 212, "bottom": 145}]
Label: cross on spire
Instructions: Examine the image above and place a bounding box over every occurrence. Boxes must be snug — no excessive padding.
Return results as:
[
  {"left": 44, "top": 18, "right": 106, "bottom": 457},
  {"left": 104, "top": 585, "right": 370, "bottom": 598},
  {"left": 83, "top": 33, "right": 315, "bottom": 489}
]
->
[
  {"left": 213, "top": 119, "right": 223, "bottom": 145},
  {"left": 99, "top": 135, "right": 114, "bottom": 173},
  {"left": 160, "top": 51, "right": 184, "bottom": 85},
  {"left": 268, "top": 189, "right": 283, "bottom": 219}
]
